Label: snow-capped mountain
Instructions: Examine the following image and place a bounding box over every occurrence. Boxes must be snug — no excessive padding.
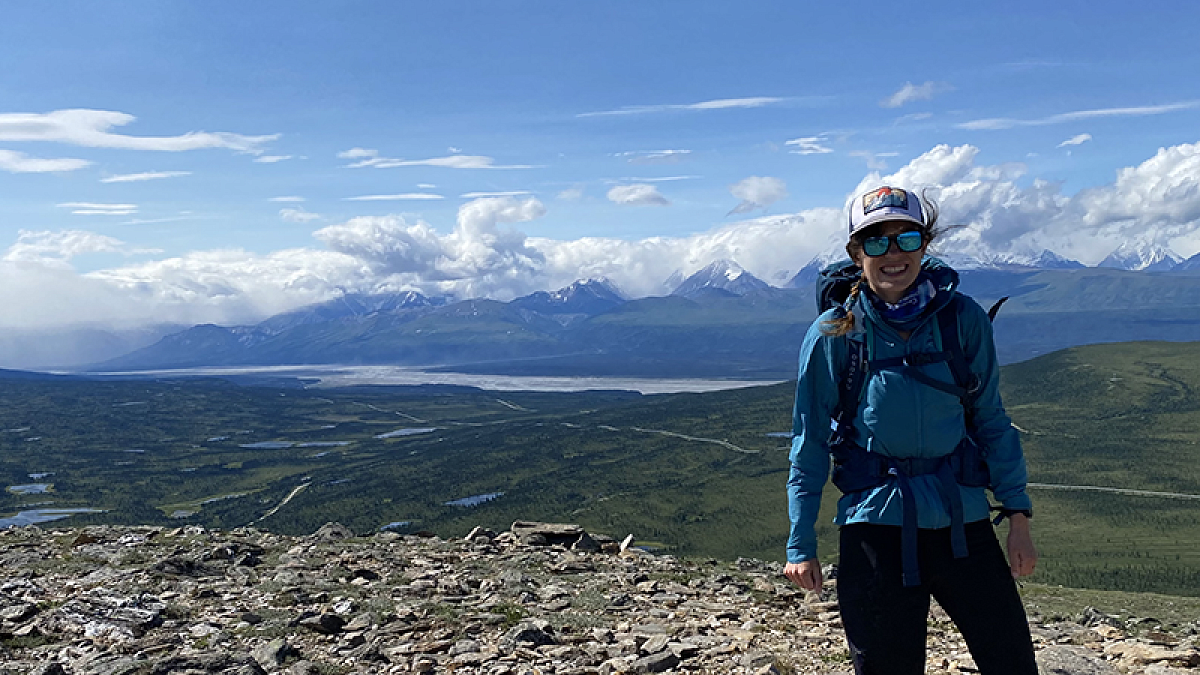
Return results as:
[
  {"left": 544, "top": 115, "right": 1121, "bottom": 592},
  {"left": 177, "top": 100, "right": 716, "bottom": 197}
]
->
[
  {"left": 257, "top": 290, "right": 437, "bottom": 334},
  {"left": 993, "top": 249, "right": 1085, "bottom": 270},
  {"left": 510, "top": 278, "right": 626, "bottom": 315},
  {"left": 1173, "top": 251, "right": 1200, "bottom": 272},
  {"left": 671, "top": 260, "right": 771, "bottom": 298},
  {"left": 786, "top": 250, "right": 847, "bottom": 287},
  {"left": 1097, "top": 242, "right": 1183, "bottom": 272}
]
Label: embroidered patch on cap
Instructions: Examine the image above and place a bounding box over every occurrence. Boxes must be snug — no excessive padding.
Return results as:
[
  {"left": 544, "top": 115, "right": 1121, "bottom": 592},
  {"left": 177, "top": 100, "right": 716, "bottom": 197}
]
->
[{"left": 862, "top": 186, "right": 909, "bottom": 214}]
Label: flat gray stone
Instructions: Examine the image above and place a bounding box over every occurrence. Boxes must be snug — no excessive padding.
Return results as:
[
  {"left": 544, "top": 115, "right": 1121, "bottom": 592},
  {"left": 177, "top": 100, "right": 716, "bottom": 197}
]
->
[{"left": 1036, "top": 645, "right": 1121, "bottom": 675}]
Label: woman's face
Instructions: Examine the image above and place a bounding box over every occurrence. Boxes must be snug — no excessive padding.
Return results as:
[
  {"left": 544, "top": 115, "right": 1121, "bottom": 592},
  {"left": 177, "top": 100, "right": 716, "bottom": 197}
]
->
[{"left": 853, "top": 220, "right": 927, "bottom": 305}]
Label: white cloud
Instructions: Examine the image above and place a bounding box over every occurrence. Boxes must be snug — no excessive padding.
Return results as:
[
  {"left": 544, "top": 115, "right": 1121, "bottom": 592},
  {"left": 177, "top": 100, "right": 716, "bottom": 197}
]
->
[
  {"left": 728, "top": 177, "right": 788, "bottom": 215},
  {"left": 280, "top": 208, "right": 321, "bottom": 223},
  {"left": 579, "top": 97, "right": 787, "bottom": 117},
  {"left": 100, "top": 171, "right": 190, "bottom": 183},
  {"left": 254, "top": 155, "right": 293, "bottom": 163},
  {"left": 337, "top": 147, "right": 378, "bottom": 159},
  {"left": 269, "top": 196, "right": 306, "bottom": 203},
  {"left": 607, "top": 184, "right": 669, "bottom": 206},
  {"left": 313, "top": 196, "right": 548, "bottom": 297},
  {"left": 1058, "top": 133, "right": 1092, "bottom": 148},
  {"left": 881, "top": 81, "right": 952, "bottom": 108},
  {"left": 417, "top": 183, "right": 438, "bottom": 189},
  {"left": 338, "top": 147, "right": 536, "bottom": 169},
  {"left": 123, "top": 215, "right": 197, "bottom": 226},
  {"left": 959, "top": 101, "right": 1200, "bottom": 130},
  {"left": 3, "top": 230, "right": 155, "bottom": 266},
  {"left": 785, "top": 136, "right": 833, "bottom": 155},
  {"left": 849, "top": 151, "right": 899, "bottom": 171},
  {"left": 557, "top": 187, "right": 584, "bottom": 201},
  {"left": 614, "top": 175, "right": 700, "bottom": 183},
  {"left": 56, "top": 202, "right": 138, "bottom": 216},
  {"left": 853, "top": 141, "right": 1200, "bottom": 264},
  {"left": 0, "top": 109, "right": 277, "bottom": 152},
  {"left": 343, "top": 193, "right": 444, "bottom": 201},
  {"left": 615, "top": 149, "right": 692, "bottom": 165},
  {"left": 0, "top": 149, "right": 91, "bottom": 173}
]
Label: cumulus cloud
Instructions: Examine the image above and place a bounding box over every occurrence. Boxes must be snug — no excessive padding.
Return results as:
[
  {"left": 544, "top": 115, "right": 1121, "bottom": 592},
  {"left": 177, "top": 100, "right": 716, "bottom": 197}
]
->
[
  {"left": 100, "top": 171, "right": 190, "bottom": 183},
  {"left": 280, "top": 208, "right": 321, "bottom": 223},
  {"left": 1058, "top": 133, "right": 1092, "bottom": 148},
  {"left": 607, "top": 184, "right": 669, "bottom": 206},
  {"left": 959, "top": 101, "right": 1200, "bottom": 130},
  {"left": 881, "top": 81, "right": 952, "bottom": 108},
  {"left": 338, "top": 147, "right": 536, "bottom": 169},
  {"left": 0, "top": 149, "right": 91, "bottom": 173},
  {"left": 728, "top": 177, "right": 787, "bottom": 215},
  {"left": 853, "top": 141, "right": 1200, "bottom": 264},
  {"left": 579, "top": 97, "right": 787, "bottom": 117},
  {"left": 785, "top": 136, "right": 833, "bottom": 155},
  {"left": 313, "top": 196, "right": 547, "bottom": 297},
  {"left": 0, "top": 109, "right": 277, "bottom": 152}
]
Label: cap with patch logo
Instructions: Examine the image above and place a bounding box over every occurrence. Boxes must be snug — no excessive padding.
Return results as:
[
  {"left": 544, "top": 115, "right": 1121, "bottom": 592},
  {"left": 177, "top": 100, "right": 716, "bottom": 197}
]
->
[{"left": 848, "top": 186, "right": 924, "bottom": 237}]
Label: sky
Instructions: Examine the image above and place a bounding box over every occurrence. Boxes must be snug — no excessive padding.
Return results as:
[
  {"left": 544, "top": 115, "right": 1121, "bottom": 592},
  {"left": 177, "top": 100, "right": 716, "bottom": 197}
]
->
[{"left": 4, "top": 1, "right": 1200, "bottom": 331}]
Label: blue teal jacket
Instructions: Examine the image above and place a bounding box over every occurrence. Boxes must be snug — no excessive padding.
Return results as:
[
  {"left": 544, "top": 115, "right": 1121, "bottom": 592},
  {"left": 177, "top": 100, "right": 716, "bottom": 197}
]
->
[{"left": 786, "top": 258, "right": 1032, "bottom": 563}]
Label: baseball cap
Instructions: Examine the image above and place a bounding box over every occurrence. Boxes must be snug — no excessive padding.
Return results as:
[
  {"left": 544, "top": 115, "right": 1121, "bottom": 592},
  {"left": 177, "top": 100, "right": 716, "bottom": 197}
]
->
[{"left": 848, "top": 185, "right": 924, "bottom": 237}]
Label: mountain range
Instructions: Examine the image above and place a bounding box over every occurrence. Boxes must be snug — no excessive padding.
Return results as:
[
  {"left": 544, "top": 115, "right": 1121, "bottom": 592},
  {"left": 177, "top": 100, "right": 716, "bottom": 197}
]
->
[{"left": 83, "top": 246, "right": 1200, "bottom": 378}]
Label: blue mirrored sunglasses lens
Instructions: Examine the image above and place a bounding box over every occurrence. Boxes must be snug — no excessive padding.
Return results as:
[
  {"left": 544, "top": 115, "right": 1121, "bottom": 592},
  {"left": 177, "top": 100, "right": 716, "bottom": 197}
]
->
[
  {"left": 896, "top": 231, "right": 923, "bottom": 252},
  {"left": 863, "top": 231, "right": 923, "bottom": 257},
  {"left": 863, "top": 237, "right": 890, "bottom": 256}
]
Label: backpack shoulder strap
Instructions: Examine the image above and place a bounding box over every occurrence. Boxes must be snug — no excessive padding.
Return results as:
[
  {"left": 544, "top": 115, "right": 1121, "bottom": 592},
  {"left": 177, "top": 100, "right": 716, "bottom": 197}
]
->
[
  {"left": 937, "top": 295, "right": 981, "bottom": 428},
  {"left": 829, "top": 329, "right": 868, "bottom": 445}
]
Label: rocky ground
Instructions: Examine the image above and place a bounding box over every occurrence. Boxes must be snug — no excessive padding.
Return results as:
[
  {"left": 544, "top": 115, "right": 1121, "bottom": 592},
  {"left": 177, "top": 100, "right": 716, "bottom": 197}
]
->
[{"left": 1, "top": 521, "right": 1197, "bottom": 674}]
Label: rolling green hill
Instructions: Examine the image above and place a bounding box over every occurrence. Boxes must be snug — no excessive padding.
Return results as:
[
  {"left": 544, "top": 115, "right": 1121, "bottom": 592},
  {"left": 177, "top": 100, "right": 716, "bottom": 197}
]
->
[{"left": 3, "top": 340, "right": 1200, "bottom": 595}]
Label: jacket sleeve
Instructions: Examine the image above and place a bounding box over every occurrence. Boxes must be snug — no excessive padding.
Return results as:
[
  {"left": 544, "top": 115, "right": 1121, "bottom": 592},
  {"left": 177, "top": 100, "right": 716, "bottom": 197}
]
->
[
  {"left": 786, "top": 313, "right": 842, "bottom": 563},
  {"left": 959, "top": 297, "right": 1033, "bottom": 512}
]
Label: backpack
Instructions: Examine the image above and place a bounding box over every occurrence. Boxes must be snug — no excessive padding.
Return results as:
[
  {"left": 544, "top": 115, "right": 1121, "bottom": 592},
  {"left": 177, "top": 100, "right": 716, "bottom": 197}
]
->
[
  {"left": 814, "top": 259, "right": 1008, "bottom": 586},
  {"left": 814, "top": 259, "right": 1007, "bottom": 445}
]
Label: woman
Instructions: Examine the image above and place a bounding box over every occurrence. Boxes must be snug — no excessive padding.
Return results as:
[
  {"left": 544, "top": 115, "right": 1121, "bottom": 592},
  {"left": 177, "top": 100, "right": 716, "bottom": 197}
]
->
[{"left": 784, "top": 185, "right": 1038, "bottom": 674}]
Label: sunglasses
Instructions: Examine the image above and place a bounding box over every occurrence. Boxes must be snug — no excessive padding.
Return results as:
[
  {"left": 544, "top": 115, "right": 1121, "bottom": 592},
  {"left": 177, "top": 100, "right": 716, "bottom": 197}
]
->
[{"left": 862, "top": 230, "right": 924, "bottom": 257}]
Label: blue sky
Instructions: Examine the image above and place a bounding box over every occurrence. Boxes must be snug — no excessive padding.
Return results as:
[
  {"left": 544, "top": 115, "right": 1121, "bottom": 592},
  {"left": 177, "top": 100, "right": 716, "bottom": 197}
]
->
[{"left": 3, "top": 1, "right": 1200, "bottom": 330}]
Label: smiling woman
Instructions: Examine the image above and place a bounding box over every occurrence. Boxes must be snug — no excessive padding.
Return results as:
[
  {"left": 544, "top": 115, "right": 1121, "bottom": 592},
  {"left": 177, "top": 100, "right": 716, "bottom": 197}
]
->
[{"left": 784, "top": 184, "right": 1039, "bottom": 674}]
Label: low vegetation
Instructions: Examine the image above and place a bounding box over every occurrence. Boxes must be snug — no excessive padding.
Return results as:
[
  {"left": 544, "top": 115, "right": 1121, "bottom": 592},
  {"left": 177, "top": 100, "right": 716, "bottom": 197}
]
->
[{"left": 2, "top": 340, "right": 1198, "bottom": 596}]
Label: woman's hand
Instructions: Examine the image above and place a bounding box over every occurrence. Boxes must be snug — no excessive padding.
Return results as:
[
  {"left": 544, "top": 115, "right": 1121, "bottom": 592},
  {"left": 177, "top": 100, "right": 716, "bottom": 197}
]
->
[
  {"left": 1006, "top": 514, "right": 1037, "bottom": 578},
  {"left": 784, "top": 559, "right": 824, "bottom": 591}
]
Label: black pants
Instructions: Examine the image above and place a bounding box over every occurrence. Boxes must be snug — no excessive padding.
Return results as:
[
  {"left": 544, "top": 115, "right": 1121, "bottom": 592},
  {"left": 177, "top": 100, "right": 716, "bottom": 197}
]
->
[{"left": 837, "top": 521, "right": 1037, "bottom": 675}]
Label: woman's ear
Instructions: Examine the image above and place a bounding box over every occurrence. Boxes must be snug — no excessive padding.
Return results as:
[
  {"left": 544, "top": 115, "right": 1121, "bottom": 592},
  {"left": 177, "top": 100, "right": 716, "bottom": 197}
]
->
[{"left": 845, "top": 242, "right": 861, "bottom": 264}]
